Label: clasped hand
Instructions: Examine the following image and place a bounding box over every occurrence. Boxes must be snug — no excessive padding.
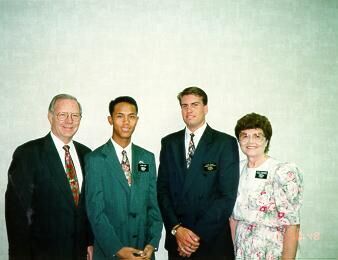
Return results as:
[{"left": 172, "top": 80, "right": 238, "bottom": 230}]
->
[
  {"left": 175, "top": 227, "right": 200, "bottom": 258},
  {"left": 116, "top": 244, "right": 154, "bottom": 260}
]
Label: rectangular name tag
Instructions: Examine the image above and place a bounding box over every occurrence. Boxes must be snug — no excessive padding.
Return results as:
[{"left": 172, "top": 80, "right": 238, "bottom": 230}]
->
[
  {"left": 255, "top": 171, "right": 268, "bottom": 179},
  {"left": 203, "top": 163, "right": 217, "bottom": 171},
  {"left": 138, "top": 163, "right": 149, "bottom": 172}
]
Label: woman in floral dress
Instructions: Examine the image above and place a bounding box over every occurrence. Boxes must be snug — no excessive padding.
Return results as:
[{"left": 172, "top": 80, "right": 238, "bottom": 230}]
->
[{"left": 230, "top": 113, "right": 303, "bottom": 259}]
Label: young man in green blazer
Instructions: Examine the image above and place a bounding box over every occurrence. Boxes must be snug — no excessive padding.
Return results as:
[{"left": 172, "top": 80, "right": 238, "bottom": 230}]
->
[{"left": 85, "top": 96, "right": 162, "bottom": 259}]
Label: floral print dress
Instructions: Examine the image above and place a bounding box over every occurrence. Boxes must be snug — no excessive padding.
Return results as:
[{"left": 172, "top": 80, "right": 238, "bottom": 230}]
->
[{"left": 232, "top": 157, "right": 303, "bottom": 259}]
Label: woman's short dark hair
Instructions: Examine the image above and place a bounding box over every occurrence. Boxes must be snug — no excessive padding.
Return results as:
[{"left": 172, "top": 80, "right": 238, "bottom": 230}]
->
[
  {"left": 109, "top": 96, "right": 138, "bottom": 115},
  {"left": 177, "top": 86, "right": 208, "bottom": 105},
  {"left": 235, "top": 113, "right": 272, "bottom": 153}
]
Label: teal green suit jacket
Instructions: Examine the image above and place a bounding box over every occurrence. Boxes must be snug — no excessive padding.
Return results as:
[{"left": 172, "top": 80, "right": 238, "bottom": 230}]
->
[{"left": 85, "top": 140, "right": 162, "bottom": 259}]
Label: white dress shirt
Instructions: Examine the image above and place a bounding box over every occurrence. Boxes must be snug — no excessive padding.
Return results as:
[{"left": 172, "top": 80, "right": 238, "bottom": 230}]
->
[
  {"left": 111, "top": 138, "right": 133, "bottom": 172},
  {"left": 184, "top": 122, "right": 207, "bottom": 159}
]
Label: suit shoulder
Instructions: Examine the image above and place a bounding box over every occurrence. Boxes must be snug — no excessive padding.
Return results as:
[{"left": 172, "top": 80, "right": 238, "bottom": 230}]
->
[
  {"left": 73, "top": 140, "right": 92, "bottom": 153},
  {"left": 13, "top": 136, "right": 46, "bottom": 155},
  {"left": 161, "top": 129, "right": 184, "bottom": 142},
  {"left": 133, "top": 144, "right": 154, "bottom": 157},
  {"left": 210, "top": 128, "right": 237, "bottom": 142},
  {"left": 85, "top": 143, "right": 106, "bottom": 159}
]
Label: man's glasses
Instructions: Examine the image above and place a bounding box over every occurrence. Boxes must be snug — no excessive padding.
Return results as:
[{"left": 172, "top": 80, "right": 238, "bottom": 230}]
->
[
  {"left": 56, "top": 112, "right": 82, "bottom": 122},
  {"left": 238, "top": 133, "right": 266, "bottom": 144}
]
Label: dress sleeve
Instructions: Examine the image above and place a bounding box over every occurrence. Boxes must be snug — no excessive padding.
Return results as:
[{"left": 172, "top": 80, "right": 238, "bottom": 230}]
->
[{"left": 273, "top": 162, "right": 303, "bottom": 226}]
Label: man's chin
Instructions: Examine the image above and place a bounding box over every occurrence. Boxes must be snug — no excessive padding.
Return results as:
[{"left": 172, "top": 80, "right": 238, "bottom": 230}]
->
[
  {"left": 184, "top": 120, "right": 194, "bottom": 126},
  {"left": 121, "top": 134, "right": 132, "bottom": 139}
]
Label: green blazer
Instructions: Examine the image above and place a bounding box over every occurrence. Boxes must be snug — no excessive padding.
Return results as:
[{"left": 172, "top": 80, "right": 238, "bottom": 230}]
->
[{"left": 85, "top": 139, "right": 162, "bottom": 259}]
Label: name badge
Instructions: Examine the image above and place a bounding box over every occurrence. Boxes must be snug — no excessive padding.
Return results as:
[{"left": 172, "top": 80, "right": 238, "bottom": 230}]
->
[
  {"left": 138, "top": 163, "right": 149, "bottom": 172},
  {"left": 203, "top": 163, "right": 217, "bottom": 171},
  {"left": 255, "top": 171, "right": 268, "bottom": 179}
]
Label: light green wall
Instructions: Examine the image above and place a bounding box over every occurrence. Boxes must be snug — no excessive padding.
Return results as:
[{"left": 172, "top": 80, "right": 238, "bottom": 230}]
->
[{"left": 1, "top": 1, "right": 337, "bottom": 259}]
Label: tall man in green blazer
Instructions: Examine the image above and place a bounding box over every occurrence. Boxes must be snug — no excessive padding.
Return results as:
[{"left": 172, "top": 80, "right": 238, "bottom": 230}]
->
[
  {"left": 157, "top": 87, "right": 240, "bottom": 260},
  {"left": 85, "top": 96, "right": 162, "bottom": 259}
]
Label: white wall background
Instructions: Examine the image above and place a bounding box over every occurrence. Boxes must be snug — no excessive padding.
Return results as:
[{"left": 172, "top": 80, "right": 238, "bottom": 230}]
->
[{"left": 1, "top": 1, "right": 337, "bottom": 259}]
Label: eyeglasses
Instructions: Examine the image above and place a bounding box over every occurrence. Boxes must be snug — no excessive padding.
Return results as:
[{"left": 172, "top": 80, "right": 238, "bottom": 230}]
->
[
  {"left": 56, "top": 112, "right": 82, "bottom": 122},
  {"left": 238, "top": 133, "right": 266, "bottom": 144}
]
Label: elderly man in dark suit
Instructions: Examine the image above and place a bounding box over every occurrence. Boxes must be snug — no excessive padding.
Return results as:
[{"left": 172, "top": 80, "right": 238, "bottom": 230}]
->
[
  {"left": 5, "top": 94, "right": 93, "bottom": 260},
  {"left": 157, "top": 87, "right": 240, "bottom": 260}
]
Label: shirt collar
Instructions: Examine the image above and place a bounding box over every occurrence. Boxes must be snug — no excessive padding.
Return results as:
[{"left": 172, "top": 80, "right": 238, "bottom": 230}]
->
[
  {"left": 111, "top": 138, "right": 132, "bottom": 157},
  {"left": 184, "top": 122, "right": 207, "bottom": 151},
  {"left": 50, "top": 131, "right": 74, "bottom": 151},
  {"left": 185, "top": 122, "right": 207, "bottom": 140}
]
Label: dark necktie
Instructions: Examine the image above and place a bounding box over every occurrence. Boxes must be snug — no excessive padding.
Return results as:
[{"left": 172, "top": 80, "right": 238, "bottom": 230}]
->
[
  {"left": 186, "top": 133, "right": 195, "bottom": 168},
  {"left": 121, "top": 150, "right": 132, "bottom": 186},
  {"left": 63, "top": 145, "right": 80, "bottom": 206}
]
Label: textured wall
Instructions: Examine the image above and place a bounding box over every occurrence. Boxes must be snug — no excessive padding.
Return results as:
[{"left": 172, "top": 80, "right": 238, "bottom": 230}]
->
[{"left": 1, "top": 1, "right": 337, "bottom": 259}]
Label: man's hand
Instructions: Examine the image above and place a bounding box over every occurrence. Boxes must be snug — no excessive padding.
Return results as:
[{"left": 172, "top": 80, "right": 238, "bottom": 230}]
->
[
  {"left": 116, "top": 247, "right": 147, "bottom": 259},
  {"left": 87, "top": 245, "right": 93, "bottom": 260},
  {"left": 175, "top": 226, "right": 200, "bottom": 257},
  {"left": 142, "top": 244, "right": 155, "bottom": 259}
]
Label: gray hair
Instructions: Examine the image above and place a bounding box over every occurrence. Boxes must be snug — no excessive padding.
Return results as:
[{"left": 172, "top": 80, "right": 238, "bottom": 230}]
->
[{"left": 48, "top": 94, "right": 82, "bottom": 114}]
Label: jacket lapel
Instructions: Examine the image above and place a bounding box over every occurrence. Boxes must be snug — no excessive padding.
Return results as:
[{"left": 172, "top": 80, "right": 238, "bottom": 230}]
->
[
  {"left": 175, "top": 130, "right": 187, "bottom": 177},
  {"left": 102, "top": 140, "right": 130, "bottom": 194},
  {"left": 129, "top": 144, "right": 141, "bottom": 212},
  {"left": 131, "top": 144, "right": 141, "bottom": 185},
  {"left": 73, "top": 141, "right": 87, "bottom": 206},
  {"left": 43, "top": 134, "right": 75, "bottom": 207},
  {"left": 74, "top": 142, "right": 86, "bottom": 178}
]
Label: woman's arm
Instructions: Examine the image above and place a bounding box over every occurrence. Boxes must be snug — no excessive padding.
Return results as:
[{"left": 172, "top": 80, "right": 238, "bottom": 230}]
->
[
  {"left": 229, "top": 217, "right": 238, "bottom": 244},
  {"left": 282, "top": 224, "right": 300, "bottom": 259}
]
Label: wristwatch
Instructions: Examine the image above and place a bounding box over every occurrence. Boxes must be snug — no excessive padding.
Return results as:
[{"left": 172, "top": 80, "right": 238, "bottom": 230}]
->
[{"left": 171, "top": 224, "right": 181, "bottom": 236}]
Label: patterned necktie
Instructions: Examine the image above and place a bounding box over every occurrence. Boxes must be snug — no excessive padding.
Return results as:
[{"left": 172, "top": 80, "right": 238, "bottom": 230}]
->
[
  {"left": 186, "top": 133, "right": 195, "bottom": 168},
  {"left": 63, "top": 145, "right": 80, "bottom": 206},
  {"left": 121, "top": 150, "right": 132, "bottom": 186}
]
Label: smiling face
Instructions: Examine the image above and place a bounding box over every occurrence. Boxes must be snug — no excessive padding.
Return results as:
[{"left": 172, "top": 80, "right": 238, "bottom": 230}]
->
[
  {"left": 48, "top": 98, "right": 81, "bottom": 144},
  {"left": 108, "top": 102, "right": 138, "bottom": 148},
  {"left": 180, "top": 94, "right": 208, "bottom": 132},
  {"left": 238, "top": 128, "right": 268, "bottom": 161}
]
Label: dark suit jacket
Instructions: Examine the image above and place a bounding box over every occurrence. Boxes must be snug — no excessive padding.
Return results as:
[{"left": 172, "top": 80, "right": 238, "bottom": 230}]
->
[
  {"left": 5, "top": 133, "right": 92, "bottom": 260},
  {"left": 85, "top": 140, "right": 162, "bottom": 259},
  {"left": 157, "top": 125, "right": 239, "bottom": 258}
]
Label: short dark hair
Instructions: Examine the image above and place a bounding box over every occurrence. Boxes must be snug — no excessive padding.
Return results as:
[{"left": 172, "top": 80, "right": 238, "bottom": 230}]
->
[
  {"left": 48, "top": 94, "right": 82, "bottom": 114},
  {"left": 177, "top": 86, "right": 208, "bottom": 105},
  {"left": 235, "top": 113, "right": 273, "bottom": 153},
  {"left": 109, "top": 96, "right": 138, "bottom": 115}
]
